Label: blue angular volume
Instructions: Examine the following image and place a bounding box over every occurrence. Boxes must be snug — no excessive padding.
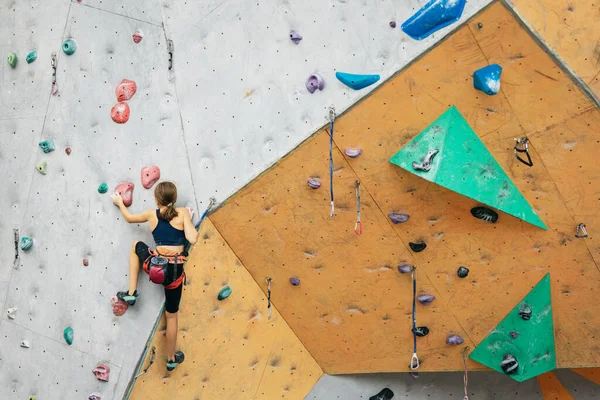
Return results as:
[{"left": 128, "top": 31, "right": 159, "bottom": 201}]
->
[
  {"left": 473, "top": 64, "right": 503, "bottom": 95},
  {"left": 401, "top": 0, "right": 466, "bottom": 40},
  {"left": 335, "top": 72, "right": 380, "bottom": 90}
]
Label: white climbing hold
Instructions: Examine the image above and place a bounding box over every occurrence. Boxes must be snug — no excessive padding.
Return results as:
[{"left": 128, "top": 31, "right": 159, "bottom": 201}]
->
[
  {"left": 7, "top": 307, "right": 17, "bottom": 319},
  {"left": 20, "top": 340, "right": 30, "bottom": 348}
]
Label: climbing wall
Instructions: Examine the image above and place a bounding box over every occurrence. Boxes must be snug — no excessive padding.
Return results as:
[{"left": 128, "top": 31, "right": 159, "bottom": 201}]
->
[
  {"left": 129, "top": 220, "right": 322, "bottom": 399},
  {"left": 211, "top": 1, "right": 600, "bottom": 374}
]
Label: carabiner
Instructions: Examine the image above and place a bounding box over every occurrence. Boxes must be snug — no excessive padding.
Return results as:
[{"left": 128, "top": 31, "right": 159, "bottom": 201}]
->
[
  {"left": 328, "top": 105, "right": 336, "bottom": 122},
  {"left": 575, "top": 223, "right": 588, "bottom": 238},
  {"left": 410, "top": 353, "right": 420, "bottom": 370},
  {"left": 354, "top": 180, "right": 362, "bottom": 235},
  {"left": 514, "top": 137, "right": 533, "bottom": 166}
]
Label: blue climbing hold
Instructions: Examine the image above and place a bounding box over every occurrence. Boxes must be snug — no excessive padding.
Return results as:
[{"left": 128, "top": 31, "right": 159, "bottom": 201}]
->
[
  {"left": 473, "top": 64, "right": 503, "bottom": 95},
  {"left": 401, "top": 0, "right": 466, "bottom": 40},
  {"left": 39, "top": 139, "right": 56, "bottom": 153},
  {"left": 20, "top": 237, "right": 33, "bottom": 251},
  {"left": 335, "top": 72, "right": 380, "bottom": 90}
]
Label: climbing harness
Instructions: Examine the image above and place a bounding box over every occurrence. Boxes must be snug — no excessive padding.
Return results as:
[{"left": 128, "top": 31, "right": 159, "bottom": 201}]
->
[
  {"left": 575, "top": 223, "right": 588, "bottom": 238},
  {"left": 167, "top": 39, "right": 174, "bottom": 81},
  {"left": 51, "top": 53, "right": 58, "bottom": 95},
  {"left": 135, "top": 346, "right": 155, "bottom": 378},
  {"left": 266, "top": 277, "right": 272, "bottom": 319},
  {"left": 514, "top": 137, "right": 533, "bottom": 167},
  {"left": 354, "top": 180, "right": 362, "bottom": 234},
  {"left": 328, "top": 106, "right": 336, "bottom": 218},
  {"left": 410, "top": 267, "right": 420, "bottom": 370},
  {"left": 462, "top": 346, "right": 470, "bottom": 400},
  {"left": 13, "top": 228, "right": 19, "bottom": 269}
]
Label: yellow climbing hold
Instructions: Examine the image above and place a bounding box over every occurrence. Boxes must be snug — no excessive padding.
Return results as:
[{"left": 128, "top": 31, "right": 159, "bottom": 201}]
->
[{"left": 36, "top": 161, "right": 47, "bottom": 175}]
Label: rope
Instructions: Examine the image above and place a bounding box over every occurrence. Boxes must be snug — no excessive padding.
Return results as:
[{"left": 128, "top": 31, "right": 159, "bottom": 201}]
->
[
  {"left": 328, "top": 106, "right": 336, "bottom": 218},
  {"left": 410, "top": 267, "right": 420, "bottom": 370},
  {"left": 354, "top": 180, "right": 362, "bottom": 234},
  {"left": 462, "top": 346, "right": 470, "bottom": 400}
]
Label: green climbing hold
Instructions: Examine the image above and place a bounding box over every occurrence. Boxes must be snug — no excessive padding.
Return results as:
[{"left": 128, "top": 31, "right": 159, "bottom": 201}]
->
[
  {"left": 39, "top": 139, "right": 56, "bottom": 153},
  {"left": 7, "top": 52, "right": 17, "bottom": 68},
  {"left": 36, "top": 161, "right": 47, "bottom": 175},
  {"left": 217, "top": 286, "right": 232, "bottom": 301},
  {"left": 389, "top": 106, "right": 547, "bottom": 230},
  {"left": 469, "top": 273, "right": 555, "bottom": 382},
  {"left": 20, "top": 237, "right": 33, "bottom": 251},
  {"left": 98, "top": 182, "right": 108, "bottom": 194},
  {"left": 63, "top": 326, "right": 74, "bottom": 345},
  {"left": 62, "top": 39, "right": 77, "bottom": 55},
  {"left": 26, "top": 51, "right": 37, "bottom": 64}
]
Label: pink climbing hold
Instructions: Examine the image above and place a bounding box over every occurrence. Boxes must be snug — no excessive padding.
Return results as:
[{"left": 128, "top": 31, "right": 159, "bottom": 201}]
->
[
  {"left": 141, "top": 165, "right": 160, "bottom": 189},
  {"left": 110, "top": 102, "right": 130, "bottom": 124},
  {"left": 111, "top": 295, "right": 128, "bottom": 316},
  {"left": 82, "top": 258, "right": 89, "bottom": 267},
  {"left": 115, "top": 79, "right": 137, "bottom": 102},
  {"left": 65, "top": 147, "right": 72, "bottom": 155},
  {"left": 132, "top": 30, "right": 144, "bottom": 44},
  {"left": 93, "top": 363, "right": 110, "bottom": 382},
  {"left": 115, "top": 182, "right": 135, "bottom": 207}
]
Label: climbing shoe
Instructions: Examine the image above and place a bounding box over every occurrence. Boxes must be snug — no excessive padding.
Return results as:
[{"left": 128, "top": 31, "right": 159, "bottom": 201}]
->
[
  {"left": 470, "top": 206, "right": 498, "bottom": 223},
  {"left": 370, "top": 388, "right": 394, "bottom": 400},
  {"left": 116, "top": 290, "right": 139, "bottom": 306},
  {"left": 166, "top": 351, "right": 185, "bottom": 371}
]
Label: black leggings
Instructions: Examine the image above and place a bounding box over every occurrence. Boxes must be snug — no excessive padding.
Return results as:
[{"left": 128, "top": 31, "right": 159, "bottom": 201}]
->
[{"left": 135, "top": 241, "right": 183, "bottom": 313}]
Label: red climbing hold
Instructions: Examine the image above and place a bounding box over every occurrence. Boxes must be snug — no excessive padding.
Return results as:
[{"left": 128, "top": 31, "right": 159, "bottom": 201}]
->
[
  {"left": 110, "top": 102, "right": 130, "bottom": 124},
  {"left": 111, "top": 295, "right": 128, "bottom": 316},
  {"left": 132, "top": 30, "right": 144, "bottom": 44},
  {"left": 65, "top": 147, "right": 72, "bottom": 155},
  {"left": 115, "top": 79, "right": 137, "bottom": 102},
  {"left": 141, "top": 165, "right": 160, "bottom": 189},
  {"left": 92, "top": 363, "right": 110, "bottom": 382},
  {"left": 115, "top": 182, "right": 135, "bottom": 207},
  {"left": 82, "top": 258, "right": 89, "bottom": 267}
]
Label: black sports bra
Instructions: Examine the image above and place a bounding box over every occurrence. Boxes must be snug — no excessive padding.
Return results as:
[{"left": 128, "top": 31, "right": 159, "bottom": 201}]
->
[{"left": 152, "top": 209, "right": 185, "bottom": 246}]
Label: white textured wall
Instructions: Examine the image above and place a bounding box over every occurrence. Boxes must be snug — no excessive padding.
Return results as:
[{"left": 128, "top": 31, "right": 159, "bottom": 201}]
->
[{"left": 0, "top": 0, "right": 490, "bottom": 398}]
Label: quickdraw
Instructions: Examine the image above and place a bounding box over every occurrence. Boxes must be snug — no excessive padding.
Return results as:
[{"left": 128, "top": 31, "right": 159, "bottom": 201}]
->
[
  {"left": 328, "top": 106, "right": 336, "bottom": 218},
  {"left": 410, "top": 267, "right": 420, "bottom": 370},
  {"left": 354, "top": 180, "right": 362, "bottom": 234},
  {"left": 266, "top": 277, "right": 272, "bottom": 319},
  {"left": 135, "top": 346, "right": 155, "bottom": 378},
  {"left": 514, "top": 137, "right": 533, "bottom": 167},
  {"left": 167, "top": 39, "right": 174, "bottom": 81},
  {"left": 13, "top": 228, "right": 19, "bottom": 269},
  {"left": 462, "top": 346, "right": 470, "bottom": 400},
  {"left": 575, "top": 223, "right": 588, "bottom": 238},
  {"left": 51, "top": 53, "right": 58, "bottom": 95}
]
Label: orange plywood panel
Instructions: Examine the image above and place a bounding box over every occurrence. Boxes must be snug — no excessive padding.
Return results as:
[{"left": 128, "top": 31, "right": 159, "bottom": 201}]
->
[
  {"left": 469, "top": 2, "right": 594, "bottom": 133},
  {"left": 211, "top": 131, "right": 477, "bottom": 373},
  {"left": 130, "top": 219, "right": 322, "bottom": 399},
  {"left": 571, "top": 368, "right": 600, "bottom": 385},
  {"left": 511, "top": 0, "right": 600, "bottom": 98},
  {"left": 538, "top": 372, "right": 574, "bottom": 400}
]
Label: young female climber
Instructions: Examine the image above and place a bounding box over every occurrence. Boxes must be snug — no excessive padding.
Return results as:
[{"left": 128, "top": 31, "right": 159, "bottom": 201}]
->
[{"left": 111, "top": 181, "right": 198, "bottom": 371}]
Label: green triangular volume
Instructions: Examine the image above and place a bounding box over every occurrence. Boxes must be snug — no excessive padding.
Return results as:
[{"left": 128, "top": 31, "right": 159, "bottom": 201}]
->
[
  {"left": 389, "top": 106, "right": 547, "bottom": 229},
  {"left": 469, "top": 274, "right": 556, "bottom": 382}
]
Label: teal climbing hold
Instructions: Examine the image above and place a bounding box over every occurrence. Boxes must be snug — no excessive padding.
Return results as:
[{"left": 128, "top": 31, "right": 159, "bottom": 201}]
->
[
  {"left": 473, "top": 64, "right": 502, "bottom": 95},
  {"left": 217, "top": 286, "right": 232, "bottom": 301},
  {"left": 335, "top": 72, "right": 380, "bottom": 90},
  {"left": 26, "top": 51, "right": 37, "bottom": 64},
  {"left": 401, "top": 0, "right": 466, "bottom": 40},
  {"left": 98, "top": 183, "right": 108, "bottom": 194},
  {"left": 389, "top": 106, "right": 547, "bottom": 230},
  {"left": 7, "top": 52, "right": 17, "bottom": 68},
  {"left": 20, "top": 237, "right": 33, "bottom": 251},
  {"left": 39, "top": 139, "right": 56, "bottom": 153},
  {"left": 470, "top": 274, "right": 556, "bottom": 381},
  {"left": 36, "top": 161, "right": 47, "bottom": 175},
  {"left": 62, "top": 39, "right": 77, "bottom": 55},
  {"left": 63, "top": 327, "right": 74, "bottom": 345}
]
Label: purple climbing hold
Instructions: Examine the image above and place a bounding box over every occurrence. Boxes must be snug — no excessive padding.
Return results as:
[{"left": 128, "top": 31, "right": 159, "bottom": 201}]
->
[
  {"left": 510, "top": 331, "right": 519, "bottom": 339},
  {"left": 289, "top": 30, "right": 302, "bottom": 44},
  {"left": 398, "top": 264, "right": 412, "bottom": 274},
  {"left": 446, "top": 334, "right": 465, "bottom": 345},
  {"left": 390, "top": 21, "right": 397, "bottom": 28},
  {"left": 89, "top": 395, "right": 101, "bottom": 400},
  {"left": 388, "top": 212, "right": 409, "bottom": 224},
  {"left": 306, "top": 73, "right": 324, "bottom": 93},
  {"left": 417, "top": 294, "right": 435, "bottom": 306},
  {"left": 344, "top": 148, "right": 362, "bottom": 158},
  {"left": 289, "top": 277, "right": 300, "bottom": 286},
  {"left": 409, "top": 372, "right": 419, "bottom": 378},
  {"left": 308, "top": 177, "right": 321, "bottom": 189}
]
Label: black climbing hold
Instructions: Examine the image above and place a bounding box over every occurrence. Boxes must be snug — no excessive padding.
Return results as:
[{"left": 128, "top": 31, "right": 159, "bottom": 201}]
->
[
  {"left": 409, "top": 242, "right": 426, "bottom": 252},
  {"left": 510, "top": 331, "right": 519, "bottom": 339},
  {"left": 370, "top": 388, "right": 394, "bottom": 400},
  {"left": 412, "top": 326, "right": 429, "bottom": 337},
  {"left": 477, "top": 22, "right": 483, "bottom": 29},
  {"left": 470, "top": 206, "right": 498, "bottom": 223},
  {"left": 389, "top": 21, "right": 397, "bottom": 28},
  {"left": 519, "top": 304, "right": 532, "bottom": 321},
  {"left": 500, "top": 354, "right": 518, "bottom": 375},
  {"left": 457, "top": 266, "right": 469, "bottom": 278}
]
